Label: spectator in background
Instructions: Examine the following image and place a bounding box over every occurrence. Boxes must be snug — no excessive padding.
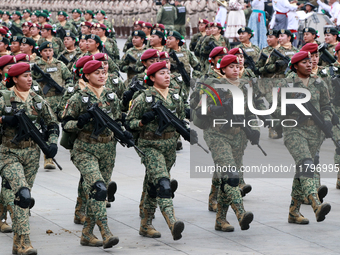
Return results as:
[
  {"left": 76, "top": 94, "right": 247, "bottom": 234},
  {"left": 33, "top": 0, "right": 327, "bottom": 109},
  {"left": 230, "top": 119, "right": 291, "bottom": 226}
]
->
[
  {"left": 225, "top": 0, "right": 246, "bottom": 41},
  {"left": 248, "top": 0, "right": 268, "bottom": 49},
  {"left": 317, "top": 0, "right": 340, "bottom": 27}
]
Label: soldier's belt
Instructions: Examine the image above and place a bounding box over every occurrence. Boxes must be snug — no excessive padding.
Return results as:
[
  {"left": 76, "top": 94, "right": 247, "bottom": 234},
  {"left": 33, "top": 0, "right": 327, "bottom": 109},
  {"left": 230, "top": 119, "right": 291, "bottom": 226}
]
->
[
  {"left": 2, "top": 136, "right": 35, "bottom": 149},
  {"left": 78, "top": 131, "right": 113, "bottom": 144},
  {"left": 213, "top": 126, "right": 241, "bottom": 135},
  {"left": 139, "top": 131, "right": 175, "bottom": 140}
]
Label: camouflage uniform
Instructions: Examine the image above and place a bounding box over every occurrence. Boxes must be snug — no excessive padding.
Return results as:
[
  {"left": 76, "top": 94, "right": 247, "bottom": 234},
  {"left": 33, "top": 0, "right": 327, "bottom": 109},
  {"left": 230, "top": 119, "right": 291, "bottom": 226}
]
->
[
  {"left": 194, "top": 77, "right": 256, "bottom": 230},
  {"left": 105, "top": 73, "right": 125, "bottom": 99},
  {"left": 122, "top": 35, "right": 133, "bottom": 53},
  {"left": 168, "top": 47, "right": 200, "bottom": 101},
  {"left": 54, "top": 20, "right": 78, "bottom": 37},
  {"left": 120, "top": 45, "right": 146, "bottom": 83},
  {"left": 102, "top": 37, "right": 120, "bottom": 61},
  {"left": 275, "top": 73, "right": 332, "bottom": 203},
  {"left": 32, "top": 57, "right": 73, "bottom": 113},
  {"left": 11, "top": 20, "right": 24, "bottom": 36},
  {"left": 127, "top": 86, "right": 185, "bottom": 238},
  {"left": 70, "top": 17, "right": 86, "bottom": 33},
  {"left": 189, "top": 32, "right": 205, "bottom": 52},
  {"left": 0, "top": 89, "right": 58, "bottom": 242},
  {"left": 57, "top": 47, "right": 83, "bottom": 71},
  {"left": 200, "top": 35, "right": 230, "bottom": 73},
  {"left": 37, "top": 36, "right": 65, "bottom": 56},
  {"left": 62, "top": 86, "right": 120, "bottom": 244},
  {"left": 239, "top": 43, "right": 260, "bottom": 64},
  {"left": 84, "top": 51, "right": 120, "bottom": 75},
  {"left": 319, "top": 43, "right": 337, "bottom": 67}
]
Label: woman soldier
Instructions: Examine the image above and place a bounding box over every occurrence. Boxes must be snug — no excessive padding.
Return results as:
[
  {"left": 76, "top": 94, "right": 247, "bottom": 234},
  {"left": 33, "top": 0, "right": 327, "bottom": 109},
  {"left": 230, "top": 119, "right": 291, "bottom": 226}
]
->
[
  {"left": 62, "top": 60, "right": 128, "bottom": 248},
  {"left": 275, "top": 51, "right": 332, "bottom": 224},
  {"left": 127, "top": 61, "right": 190, "bottom": 240},
  {"left": 228, "top": 47, "right": 256, "bottom": 79},
  {"left": 93, "top": 23, "right": 120, "bottom": 61},
  {"left": 194, "top": 55, "right": 256, "bottom": 232},
  {"left": 0, "top": 62, "right": 59, "bottom": 255}
]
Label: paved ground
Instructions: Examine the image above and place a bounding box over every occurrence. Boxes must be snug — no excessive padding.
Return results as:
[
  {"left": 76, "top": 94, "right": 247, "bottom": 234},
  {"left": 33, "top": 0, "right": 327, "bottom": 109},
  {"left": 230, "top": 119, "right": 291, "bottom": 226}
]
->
[{"left": 1, "top": 39, "right": 340, "bottom": 255}]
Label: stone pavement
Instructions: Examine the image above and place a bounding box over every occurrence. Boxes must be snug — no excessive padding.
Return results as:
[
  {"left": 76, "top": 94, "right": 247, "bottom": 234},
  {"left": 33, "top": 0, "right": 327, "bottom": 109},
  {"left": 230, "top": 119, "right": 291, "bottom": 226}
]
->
[{"left": 1, "top": 39, "right": 340, "bottom": 255}]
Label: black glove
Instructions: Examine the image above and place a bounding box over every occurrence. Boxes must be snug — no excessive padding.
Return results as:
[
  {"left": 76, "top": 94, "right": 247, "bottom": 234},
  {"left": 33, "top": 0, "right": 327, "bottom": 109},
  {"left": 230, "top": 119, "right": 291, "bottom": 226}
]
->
[
  {"left": 2, "top": 115, "right": 18, "bottom": 127},
  {"left": 77, "top": 112, "right": 92, "bottom": 129},
  {"left": 209, "top": 105, "right": 225, "bottom": 116},
  {"left": 332, "top": 113, "right": 339, "bottom": 125},
  {"left": 286, "top": 104, "right": 297, "bottom": 115},
  {"left": 249, "top": 130, "right": 260, "bottom": 145},
  {"left": 324, "top": 120, "right": 333, "bottom": 138},
  {"left": 189, "top": 129, "right": 198, "bottom": 145},
  {"left": 122, "top": 90, "right": 134, "bottom": 106},
  {"left": 46, "top": 143, "right": 58, "bottom": 159},
  {"left": 141, "top": 111, "right": 156, "bottom": 125},
  {"left": 185, "top": 108, "right": 191, "bottom": 119},
  {"left": 276, "top": 60, "right": 286, "bottom": 68},
  {"left": 123, "top": 130, "right": 133, "bottom": 140}
]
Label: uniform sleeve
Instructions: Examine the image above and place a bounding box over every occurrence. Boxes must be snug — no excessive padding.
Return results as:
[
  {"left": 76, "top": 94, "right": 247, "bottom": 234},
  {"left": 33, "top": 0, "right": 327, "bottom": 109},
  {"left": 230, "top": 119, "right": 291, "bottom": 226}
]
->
[
  {"left": 126, "top": 95, "right": 146, "bottom": 131},
  {"left": 41, "top": 99, "right": 59, "bottom": 144},
  {"left": 156, "top": 7, "right": 162, "bottom": 23},
  {"left": 319, "top": 80, "right": 332, "bottom": 122},
  {"left": 61, "top": 94, "right": 83, "bottom": 132}
]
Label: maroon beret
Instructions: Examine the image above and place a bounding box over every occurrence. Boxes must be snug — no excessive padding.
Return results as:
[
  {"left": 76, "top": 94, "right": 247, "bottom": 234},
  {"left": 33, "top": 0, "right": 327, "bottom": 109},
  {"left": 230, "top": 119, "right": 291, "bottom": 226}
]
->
[
  {"left": 134, "top": 20, "right": 145, "bottom": 26},
  {"left": 0, "top": 26, "right": 9, "bottom": 32},
  {"left": 159, "top": 51, "right": 169, "bottom": 60},
  {"left": 198, "top": 19, "right": 209, "bottom": 24},
  {"left": 7, "top": 62, "right": 30, "bottom": 77},
  {"left": 0, "top": 28, "right": 7, "bottom": 36},
  {"left": 141, "top": 22, "right": 152, "bottom": 28},
  {"left": 141, "top": 49, "right": 160, "bottom": 60},
  {"left": 76, "top": 56, "right": 93, "bottom": 69},
  {"left": 80, "top": 21, "right": 92, "bottom": 28},
  {"left": 92, "top": 23, "right": 107, "bottom": 30},
  {"left": 147, "top": 61, "right": 167, "bottom": 76},
  {"left": 228, "top": 48, "right": 243, "bottom": 55},
  {"left": 219, "top": 55, "right": 239, "bottom": 69},
  {"left": 83, "top": 60, "right": 104, "bottom": 74},
  {"left": 29, "top": 23, "right": 40, "bottom": 29},
  {"left": 300, "top": 43, "right": 318, "bottom": 54},
  {"left": 208, "top": 22, "right": 222, "bottom": 28},
  {"left": 0, "top": 55, "right": 15, "bottom": 68},
  {"left": 335, "top": 42, "right": 340, "bottom": 52},
  {"left": 291, "top": 51, "right": 311, "bottom": 66},
  {"left": 13, "top": 53, "right": 30, "bottom": 63},
  {"left": 91, "top": 53, "right": 109, "bottom": 61},
  {"left": 153, "top": 23, "right": 165, "bottom": 30},
  {"left": 209, "top": 46, "right": 228, "bottom": 58},
  {"left": 41, "top": 24, "right": 53, "bottom": 30},
  {"left": 22, "top": 21, "right": 33, "bottom": 27}
]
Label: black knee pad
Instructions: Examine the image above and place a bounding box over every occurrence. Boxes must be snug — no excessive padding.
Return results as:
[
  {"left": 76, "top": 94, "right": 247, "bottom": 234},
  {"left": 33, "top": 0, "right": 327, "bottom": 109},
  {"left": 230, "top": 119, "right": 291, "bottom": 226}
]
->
[
  {"left": 14, "top": 187, "right": 31, "bottom": 209},
  {"left": 147, "top": 182, "right": 157, "bottom": 199},
  {"left": 296, "top": 158, "right": 314, "bottom": 178},
  {"left": 4, "top": 179, "right": 11, "bottom": 190},
  {"left": 89, "top": 181, "right": 107, "bottom": 201},
  {"left": 157, "top": 178, "right": 172, "bottom": 198}
]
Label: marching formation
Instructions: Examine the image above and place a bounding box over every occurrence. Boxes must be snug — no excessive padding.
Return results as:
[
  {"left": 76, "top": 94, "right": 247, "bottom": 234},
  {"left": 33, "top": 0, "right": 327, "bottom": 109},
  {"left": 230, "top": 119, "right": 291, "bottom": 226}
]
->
[{"left": 0, "top": 3, "right": 339, "bottom": 255}]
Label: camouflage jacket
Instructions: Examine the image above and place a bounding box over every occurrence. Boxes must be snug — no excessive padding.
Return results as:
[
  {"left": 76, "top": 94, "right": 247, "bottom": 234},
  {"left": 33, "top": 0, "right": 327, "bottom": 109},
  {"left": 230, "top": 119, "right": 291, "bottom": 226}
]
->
[
  {"left": 70, "top": 17, "right": 86, "bottom": 32},
  {"left": 273, "top": 72, "right": 332, "bottom": 122},
  {"left": 264, "top": 45, "right": 298, "bottom": 78},
  {"left": 0, "top": 89, "right": 58, "bottom": 144},
  {"left": 200, "top": 34, "right": 231, "bottom": 59},
  {"left": 105, "top": 73, "right": 125, "bottom": 99},
  {"left": 57, "top": 47, "right": 83, "bottom": 71},
  {"left": 0, "top": 80, "right": 43, "bottom": 96},
  {"left": 37, "top": 36, "right": 65, "bottom": 56},
  {"left": 256, "top": 45, "right": 278, "bottom": 78},
  {"left": 168, "top": 47, "right": 200, "bottom": 78},
  {"left": 127, "top": 86, "right": 185, "bottom": 134},
  {"left": 54, "top": 21, "right": 78, "bottom": 37},
  {"left": 120, "top": 45, "right": 146, "bottom": 81},
  {"left": 239, "top": 42, "right": 260, "bottom": 66},
  {"left": 194, "top": 34, "right": 208, "bottom": 58},
  {"left": 102, "top": 37, "right": 120, "bottom": 61},
  {"left": 11, "top": 20, "right": 24, "bottom": 36},
  {"left": 85, "top": 51, "right": 120, "bottom": 75},
  {"left": 62, "top": 86, "right": 121, "bottom": 136},
  {"left": 319, "top": 42, "right": 337, "bottom": 67},
  {"left": 123, "top": 35, "right": 133, "bottom": 53},
  {"left": 32, "top": 57, "right": 73, "bottom": 95},
  {"left": 190, "top": 32, "right": 204, "bottom": 52}
]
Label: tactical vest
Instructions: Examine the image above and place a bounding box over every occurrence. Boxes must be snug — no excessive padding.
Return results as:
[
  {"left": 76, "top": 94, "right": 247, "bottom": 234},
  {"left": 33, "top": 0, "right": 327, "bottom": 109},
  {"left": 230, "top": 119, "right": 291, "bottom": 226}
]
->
[{"left": 175, "top": 5, "right": 186, "bottom": 25}]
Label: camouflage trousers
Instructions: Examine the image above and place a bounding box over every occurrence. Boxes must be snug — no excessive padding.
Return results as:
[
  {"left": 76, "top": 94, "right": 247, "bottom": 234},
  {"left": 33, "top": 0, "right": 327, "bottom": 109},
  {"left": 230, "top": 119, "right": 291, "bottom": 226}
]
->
[
  {"left": 45, "top": 94, "right": 63, "bottom": 114},
  {"left": 174, "top": 25, "right": 186, "bottom": 37},
  {"left": 0, "top": 145, "right": 40, "bottom": 235},
  {"left": 203, "top": 128, "right": 248, "bottom": 206},
  {"left": 283, "top": 125, "right": 321, "bottom": 200},
  {"left": 71, "top": 139, "right": 117, "bottom": 220},
  {"left": 138, "top": 136, "right": 177, "bottom": 212}
]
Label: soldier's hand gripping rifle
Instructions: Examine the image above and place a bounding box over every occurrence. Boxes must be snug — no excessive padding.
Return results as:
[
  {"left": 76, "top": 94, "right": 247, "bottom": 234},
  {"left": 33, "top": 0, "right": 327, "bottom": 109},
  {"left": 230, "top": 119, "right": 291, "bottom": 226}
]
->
[
  {"left": 271, "top": 49, "right": 291, "bottom": 74},
  {"left": 31, "top": 63, "right": 66, "bottom": 95},
  {"left": 87, "top": 103, "right": 145, "bottom": 155},
  {"left": 125, "top": 53, "right": 137, "bottom": 63},
  {"left": 169, "top": 50, "right": 191, "bottom": 87},
  {"left": 295, "top": 93, "right": 340, "bottom": 150},
  {"left": 151, "top": 100, "right": 209, "bottom": 153},
  {"left": 220, "top": 98, "right": 267, "bottom": 156},
  {"left": 240, "top": 48, "right": 260, "bottom": 75},
  {"left": 318, "top": 43, "right": 337, "bottom": 65},
  {"left": 11, "top": 109, "right": 62, "bottom": 170},
  {"left": 7, "top": 22, "right": 23, "bottom": 35}
]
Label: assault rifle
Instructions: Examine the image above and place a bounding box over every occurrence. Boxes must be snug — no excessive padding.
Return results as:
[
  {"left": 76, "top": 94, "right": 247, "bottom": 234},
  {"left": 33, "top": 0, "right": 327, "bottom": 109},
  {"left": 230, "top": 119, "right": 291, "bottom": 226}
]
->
[
  {"left": 240, "top": 48, "right": 259, "bottom": 75},
  {"left": 318, "top": 43, "right": 337, "bottom": 65},
  {"left": 87, "top": 103, "right": 145, "bottom": 155},
  {"left": 31, "top": 63, "right": 66, "bottom": 95},
  {"left": 12, "top": 109, "right": 62, "bottom": 170},
  {"left": 169, "top": 50, "right": 191, "bottom": 87},
  {"left": 271, "top": 49, "right": 291, "bottom": 74},
  {"left": 125, "top": 53, "right": 137, "bottom": 63},
  {"left": 152, "top": 100, "right": 209, "bottom": 153}
]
